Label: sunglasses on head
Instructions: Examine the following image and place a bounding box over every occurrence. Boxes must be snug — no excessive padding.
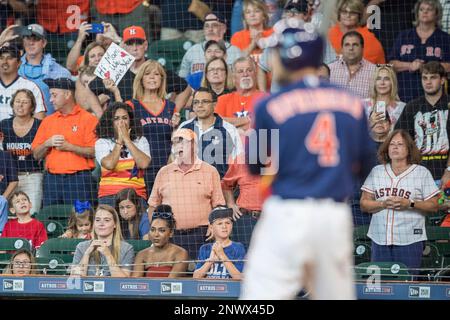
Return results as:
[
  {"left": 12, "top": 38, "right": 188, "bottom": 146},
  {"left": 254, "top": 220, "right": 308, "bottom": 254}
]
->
[{"left": 152, "top": 211, "right": 173, "bottom": 220}]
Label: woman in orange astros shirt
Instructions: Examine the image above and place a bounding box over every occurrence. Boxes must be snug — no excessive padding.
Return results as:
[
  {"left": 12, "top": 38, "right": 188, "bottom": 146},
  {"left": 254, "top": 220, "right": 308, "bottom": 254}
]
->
[
  {"left": 231, "top": 0, "right": 274, "bottom": 65},
  {"left": 328, "top": 0, "right": 385, "bottom": 64}
]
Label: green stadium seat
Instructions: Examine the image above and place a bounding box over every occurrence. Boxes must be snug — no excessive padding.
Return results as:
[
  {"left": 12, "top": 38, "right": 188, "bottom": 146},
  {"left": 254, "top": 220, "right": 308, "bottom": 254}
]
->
[
  {"left": 426, "top": 226, "right": 450, "bottom": 241},
  {"left": 36, "top": 204, "right": 73, "bottom": 228},
  {"left": 355, "top": 262, "right": 411, "bottom": 281},
  {"left": 126, "top": 240, "right": 151, "bottom": 253},
  {"left": 353, "top": 225, "right": 370, "bottom": 242},
  {"left": 420, "top": 242, "right": 442, "bottom": 277},
  {"left": 35, "top": 256, "right": 67, "bottom": 275},
  {"left": 43, "top": 220, "right": 65, "bottom": 239},
  {"left": 147, "top": 39, "right": 193, "bottom": 72},
  {"left": 354, "top": 241, "right": 371, "bottom": 265},
  {"left": 0, "top": 237, "right": 32, "bottom": 267},
  {"left": 36, "top": 238, "right": 85, "bottom": 264}
]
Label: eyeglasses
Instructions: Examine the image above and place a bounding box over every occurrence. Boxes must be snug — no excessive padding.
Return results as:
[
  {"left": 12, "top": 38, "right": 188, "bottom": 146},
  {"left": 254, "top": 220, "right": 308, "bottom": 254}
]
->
[
  {"left": 207, "top": 67, "right": 226, "bottom": 74},
  {"left": 192, "top": 99, "right": 213, "bottom": 107},
  {"left": 340, "top": 9, "right": 359, "bottom": 16},
  {"left": 152, "top": 211, "right": 173, "bottom": 220},
  {"left": 13, "top": 260, "right": 31, "bottom": 268},
  {"left": 376, "top": 64, "right": 394, "bottom": 68}
]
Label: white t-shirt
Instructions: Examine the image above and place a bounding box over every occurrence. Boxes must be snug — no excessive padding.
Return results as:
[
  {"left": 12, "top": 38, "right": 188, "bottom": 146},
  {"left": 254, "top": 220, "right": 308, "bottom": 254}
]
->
[
  {"left": 361, "top": 164, "right": 439, "bottom": 246},
  {"left": 95, "top": 136, "right": 151, "bottom": 165},
  {"left": 0, "top": 76, "right": 46, "bottom": 121}
]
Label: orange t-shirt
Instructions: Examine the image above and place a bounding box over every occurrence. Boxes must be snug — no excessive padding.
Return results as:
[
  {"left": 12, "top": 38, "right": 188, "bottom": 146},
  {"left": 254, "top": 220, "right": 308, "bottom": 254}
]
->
[
  {"left": 31, "top": 105, "right": 98, "bottom": 174},
  {"left": 95, "top": 0, "right": 142, "bottom": 14},
  {"left": 328, "top": 24, "right": 386, "bottom": 64},
  {"left": 37, "top": 0, "right": 89, "bottom": 33},
  {"left": 231, "top": 28, "right": 274, "bottom": 65},
  {"left": 215, "top": 90, "right": 265, "bottom": 118}
]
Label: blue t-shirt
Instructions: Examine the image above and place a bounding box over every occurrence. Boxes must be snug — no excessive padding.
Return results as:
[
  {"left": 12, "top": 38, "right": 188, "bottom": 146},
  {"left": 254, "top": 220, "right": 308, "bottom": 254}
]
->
[
  {"left": 0, "top": 150, "right": 18, "bottom": 194},
  {"left": 195, "top": 241, "right": 246, "bottom": 279},
  {"left": 0, "top": 118, "right": 43, "bottom": 172},
  {"left": 388, "top": 28, "right": 450, "bottom": 103}
]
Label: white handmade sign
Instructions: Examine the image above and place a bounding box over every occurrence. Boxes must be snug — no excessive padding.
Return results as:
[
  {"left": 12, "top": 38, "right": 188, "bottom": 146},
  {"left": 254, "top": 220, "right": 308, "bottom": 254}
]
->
[{"left": 94, "top": 42, "right": 135, "bottom": 85}]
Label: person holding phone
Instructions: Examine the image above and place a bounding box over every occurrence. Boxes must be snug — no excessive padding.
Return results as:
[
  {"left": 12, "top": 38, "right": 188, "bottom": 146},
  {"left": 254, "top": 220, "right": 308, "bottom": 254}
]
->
[
  {"left": 364, "top": 65, "right": 406, "bottom": 129},
  {"left": 71, "top": 204, "right": 135, "bottom": 277}
]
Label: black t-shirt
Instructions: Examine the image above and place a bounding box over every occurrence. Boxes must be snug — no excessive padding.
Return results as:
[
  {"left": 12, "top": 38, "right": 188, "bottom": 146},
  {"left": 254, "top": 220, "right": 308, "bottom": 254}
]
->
[
  {"left": 395, "top": 95, "right": 450, "bottom": 179},
  {"left": 88, "top": 67, "right": 187, "bottom": 102},
  {"left": 0, "top": 150, "right": 18, "bottom": 194},
  {"left": 0, "top": 118, "right": 43, "bottom": 173}
]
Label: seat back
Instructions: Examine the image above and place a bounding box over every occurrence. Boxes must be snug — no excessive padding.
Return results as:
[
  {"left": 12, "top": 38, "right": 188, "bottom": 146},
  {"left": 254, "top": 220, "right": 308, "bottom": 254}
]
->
[
  {"left": 43, "top": 220, "right": 65, "bottom": 239},
  {"left": 354, "top": 241, "right": 371, "bottom": 265},
  {"left": 36, "top": 205, "right": 73, "bottom": 228},
  {"left": 126, "top": 240, "right": 151, "bottom": 254},
  {"left": 36, "top": 238, "right": 85, "bottom": 264},
  {"left": 35, "top": 256, "right": 67, "bottom": 275},
  {"left": 353, "top": 225, "right": 370, "bottom": 242},
  {"left": 355, "top": 262, "right": 411, "bottom": 281}
]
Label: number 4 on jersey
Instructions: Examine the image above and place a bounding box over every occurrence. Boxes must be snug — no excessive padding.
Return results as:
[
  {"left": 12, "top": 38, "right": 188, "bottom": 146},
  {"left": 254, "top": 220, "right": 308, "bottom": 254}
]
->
[{"left": 305, "top": 112, "right": 340, "bottom": 167}]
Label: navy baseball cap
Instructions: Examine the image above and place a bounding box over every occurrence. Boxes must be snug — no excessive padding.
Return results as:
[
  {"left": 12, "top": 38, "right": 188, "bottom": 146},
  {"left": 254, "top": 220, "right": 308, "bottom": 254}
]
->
[
  {"left": 0, "top": 43, "right": 21, "bottom": 59},
  {"left": 44, "top": 78, "right": 76, "bottom": 90},
  {"left": 208, "top": 206, "right": 233, "bottom": 224},
  {"left": 284, "top": 0, "right": 309, "bottom": 13},
  {"left": 261, "top": 19, "right": 324, "bottom": 71}
]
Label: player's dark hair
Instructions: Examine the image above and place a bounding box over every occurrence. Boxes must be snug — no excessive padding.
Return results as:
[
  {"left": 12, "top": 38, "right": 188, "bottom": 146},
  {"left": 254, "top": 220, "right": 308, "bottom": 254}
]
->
[
  {"left": 378, "top": 129, "right": 421, "bottom": 165},
  {"left": 192, "top": 87, "right": 218, "bottom": 103},
  {"left": 421, "top": 61, "right": 446, "bottom": 78},
  {"left": 341, "top": 30, "right": 364, "bottom": 47},
  {"left": 95, "top": 102, "right": 142, "bottom": 141}
]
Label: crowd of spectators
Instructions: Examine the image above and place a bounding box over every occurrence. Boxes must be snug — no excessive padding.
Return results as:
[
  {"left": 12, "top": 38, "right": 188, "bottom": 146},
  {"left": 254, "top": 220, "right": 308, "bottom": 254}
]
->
[{"left": 1, "top": 0, "right": 450, "bottom": 278}]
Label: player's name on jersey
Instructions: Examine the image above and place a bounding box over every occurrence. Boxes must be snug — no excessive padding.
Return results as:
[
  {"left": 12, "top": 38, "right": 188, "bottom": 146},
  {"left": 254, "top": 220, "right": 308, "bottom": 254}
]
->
[
  {"left": 422, "top": 155, "right": 448, "bottom": 160},
  {"left": 267, "top": 90, "right": 363, "bottom": 124}
]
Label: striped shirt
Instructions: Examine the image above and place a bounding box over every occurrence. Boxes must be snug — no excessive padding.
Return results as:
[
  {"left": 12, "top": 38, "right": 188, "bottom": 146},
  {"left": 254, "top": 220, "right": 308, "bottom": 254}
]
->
[{"left": 329, "top": 57, "right": 376, "bottom": 99}]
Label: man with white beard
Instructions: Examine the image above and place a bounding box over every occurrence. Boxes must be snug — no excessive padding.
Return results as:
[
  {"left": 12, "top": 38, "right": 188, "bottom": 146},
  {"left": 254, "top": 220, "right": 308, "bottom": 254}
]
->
[{"left": 215, "top": 57, "right": 265, "bottom": 130}]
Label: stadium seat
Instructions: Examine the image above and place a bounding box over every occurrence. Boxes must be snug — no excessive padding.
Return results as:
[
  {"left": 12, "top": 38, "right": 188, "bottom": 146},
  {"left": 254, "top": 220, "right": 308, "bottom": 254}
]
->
[
  {"left": 355, "top": 262, "right": 411, "bottom": 281},
  {"left": 434, "top": 266, "right": 450, "bottom": 282},
  {"left": 36, "top": 238, "right": 85, "bottom": 264},
  {"left": 354, "top": 241, "right": 371, "bottom": 265},
  {"left": 43, "top": 220, "right": 65, "bottom": 239},
  {"left": 126, "top": 240, "right": 151, "bottom": 253},
  {"left": 420, "top": 242, "right": 442, "bottom": 279},
  {"left": 147, "top": 39, "right": 193, "bottom": 72},
  {"left": 426, "top": 226, "right": 450, "bottom": 241},
  {"left": 35, "top": 256, "right": 67, "bottom": 275},
  {"left": 0, "top": 237, "right": 32, "bottom": 266},
  {"left": 36, "top": 204, "right": 73, "bottom": 228},
  {"left": 353, "top": 225, "right": 370, "bottom": 242}
]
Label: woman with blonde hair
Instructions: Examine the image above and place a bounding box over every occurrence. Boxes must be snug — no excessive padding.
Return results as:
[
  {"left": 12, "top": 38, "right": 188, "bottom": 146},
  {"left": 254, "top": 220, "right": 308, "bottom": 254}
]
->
[
  {"left": 364, "top": 65, "right": 406, "bottom": 128},
  {"left": 71, "top": 204, "right": 135, "bottom": 277},
  {"left": 231, "top": 0, "right": 274, "bottom": 64},
  {"left": 126, "top": 60, "right": 176, "bottom": 195},
  {"left": 328, "top": 0, "right": 385, "bottom": 64}
]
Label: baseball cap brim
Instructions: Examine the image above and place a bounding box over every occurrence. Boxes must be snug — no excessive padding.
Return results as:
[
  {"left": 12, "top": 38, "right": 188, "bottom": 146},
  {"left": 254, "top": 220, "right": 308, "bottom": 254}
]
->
[{"left": 44, "top": 78, "right": 76, "bottom": 90}]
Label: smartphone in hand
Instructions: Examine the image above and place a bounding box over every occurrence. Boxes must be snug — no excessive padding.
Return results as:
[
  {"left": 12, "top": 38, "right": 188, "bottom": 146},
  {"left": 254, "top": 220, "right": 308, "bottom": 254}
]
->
[
  {"left": 89, "top": 23, "right": 104, "bottom": 34},
  {"left": 375, "top": 101, "right": 386, "bottom": 120}
]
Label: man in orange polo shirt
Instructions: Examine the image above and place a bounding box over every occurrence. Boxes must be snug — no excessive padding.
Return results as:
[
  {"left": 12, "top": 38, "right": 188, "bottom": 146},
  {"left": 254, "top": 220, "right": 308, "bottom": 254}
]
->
[
  {"left": 215, "top": 57, "right": 265, "bottom": 130},
  {"left": 148, "top": 128, "right": 225, "bottom": 259},
  {"left": 32, "top": 78, "right": 98, "bottom": 206}
]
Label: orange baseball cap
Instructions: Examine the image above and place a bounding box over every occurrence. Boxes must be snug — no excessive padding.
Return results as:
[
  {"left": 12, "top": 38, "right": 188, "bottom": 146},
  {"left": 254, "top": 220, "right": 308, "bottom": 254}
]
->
[
  {"left": 123, "top": 26, "right": 146, "bottom": 43},
  {"left": 171, "top": 128, "right": 197, "bottom": 142}
]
